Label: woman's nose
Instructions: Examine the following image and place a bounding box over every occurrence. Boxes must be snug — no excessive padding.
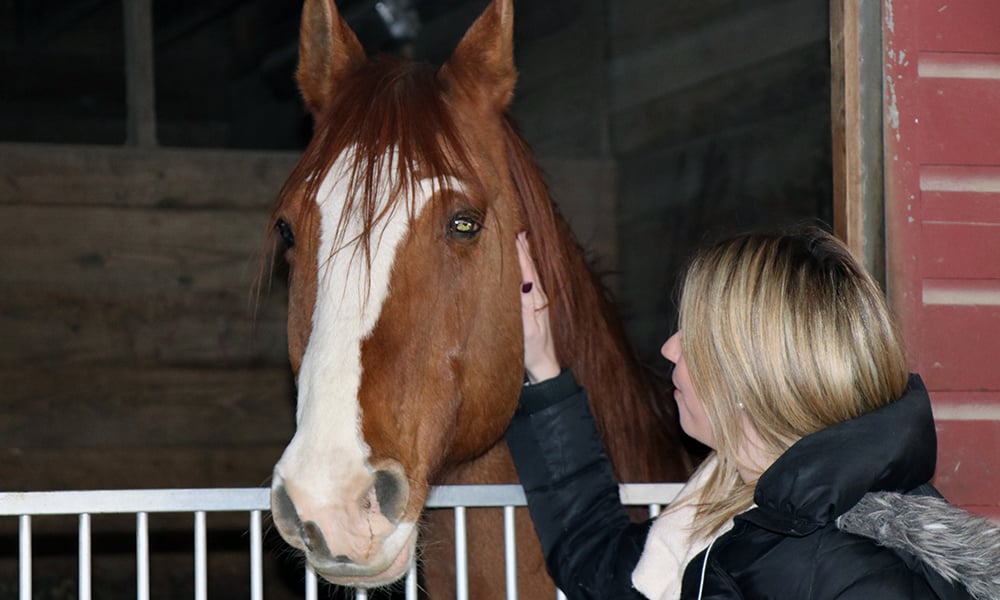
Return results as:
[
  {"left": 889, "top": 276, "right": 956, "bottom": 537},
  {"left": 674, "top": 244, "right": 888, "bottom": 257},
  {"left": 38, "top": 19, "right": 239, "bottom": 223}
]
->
[{"left": 661, "top": 332, "right": 681, "bottom": 362}]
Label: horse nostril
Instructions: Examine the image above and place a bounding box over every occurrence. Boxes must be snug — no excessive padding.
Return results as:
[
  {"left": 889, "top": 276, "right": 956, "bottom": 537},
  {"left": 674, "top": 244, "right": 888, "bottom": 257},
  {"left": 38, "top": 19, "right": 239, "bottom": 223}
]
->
[
  {"left": 373, "top": 469, "right": 407, "bottom": 523},
  {"left": 301, "top": 521, "right": 333, "bottom": 559},
  {"left": 271, "top": 484, "right": 302, "bottom": 530}
]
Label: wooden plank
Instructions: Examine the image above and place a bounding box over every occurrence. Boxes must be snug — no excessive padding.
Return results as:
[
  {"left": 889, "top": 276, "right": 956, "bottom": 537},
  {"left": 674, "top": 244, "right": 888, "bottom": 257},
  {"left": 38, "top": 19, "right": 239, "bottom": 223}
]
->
[
  {"left": 920, "top": 165, "right": 1000, "bottom": 223},
  {"left": 919, "top": 223, "right": 1000, "bottom": 279},
  {"left": 0, "top": 445, "right": 286, "bottom": 491},
  {"left": 609, "top": 0, "right": 828, "bottom": 112},
  {"left": 0, "top": 366, "right": 295, "bottom": 449},
  {"left": 510, "top": 0, "right": 608, "bottom": 157},
  {"left": 611, "top": 42, "right": 829, "bottom": 153},
  {"left": 540, "top": 158, "right": 618, "bottom": 275},
  {"left": 0, "top": 205, "right": 275, "bottom": 294},
  {"left": 0, "top": 300, "right": 286, "bottom": 366},
  {"left": 830, "top": 0, "right": 886, "bottom": 280},
  {"left": 609, "top": 0, "right": 757, "bottom": 56},
  {"left": 914, "top": 77, "right": 1000, "bottom": 165},
  {"left": 0, "top": 203, "right": 287, "bottom": 366},
  {"left": 914, "top": 0, "right": 1000, "bottom": 54},
  {"left": 0, "top": 143, "right": 299, "bottom": 209},
  {"left": 920, "top": 304, "right": 1000, "bottom": 390},
  {"left": 933, "top": 419, "right": 1000, "bottom": 515},
  {"left": 617, "top": 105, "right": 833, "bottom": 361}
]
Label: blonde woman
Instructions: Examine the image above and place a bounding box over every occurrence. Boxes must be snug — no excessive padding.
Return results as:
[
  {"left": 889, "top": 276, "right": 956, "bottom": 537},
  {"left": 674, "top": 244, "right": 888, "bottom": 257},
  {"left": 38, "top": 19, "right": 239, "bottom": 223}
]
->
[{"left": 508, "top": 227, "right": 998, "bottom": 600}]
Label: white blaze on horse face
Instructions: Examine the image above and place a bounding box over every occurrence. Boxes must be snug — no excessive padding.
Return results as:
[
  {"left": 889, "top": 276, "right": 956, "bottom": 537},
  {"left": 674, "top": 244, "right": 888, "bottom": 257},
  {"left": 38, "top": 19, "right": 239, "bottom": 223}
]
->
[{"left": 274, "top": 147, "right": 461, "bottom": 575}]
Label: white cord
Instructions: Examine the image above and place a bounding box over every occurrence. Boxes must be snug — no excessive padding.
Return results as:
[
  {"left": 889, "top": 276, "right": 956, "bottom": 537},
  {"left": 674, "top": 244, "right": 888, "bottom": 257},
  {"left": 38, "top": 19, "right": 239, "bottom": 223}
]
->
[{"left": 696, "top": 537, "right": 717, "bottom": 600}]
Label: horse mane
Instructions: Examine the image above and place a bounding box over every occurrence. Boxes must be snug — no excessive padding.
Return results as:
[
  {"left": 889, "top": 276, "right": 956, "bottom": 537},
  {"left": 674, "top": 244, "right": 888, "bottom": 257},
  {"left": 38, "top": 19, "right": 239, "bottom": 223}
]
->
[{"left": 502, "top": 119, "right": 692, "bottom": 482}]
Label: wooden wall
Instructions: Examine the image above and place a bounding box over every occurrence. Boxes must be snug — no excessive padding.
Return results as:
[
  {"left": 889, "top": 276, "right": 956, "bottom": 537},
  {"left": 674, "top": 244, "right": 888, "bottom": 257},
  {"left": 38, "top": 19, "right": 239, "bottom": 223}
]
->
[
  {"left": 0, "top": 143, "right": 299, "bottom": 491},
  {"left": 607, "top": 0, "right": 834, "bottom": 362}
]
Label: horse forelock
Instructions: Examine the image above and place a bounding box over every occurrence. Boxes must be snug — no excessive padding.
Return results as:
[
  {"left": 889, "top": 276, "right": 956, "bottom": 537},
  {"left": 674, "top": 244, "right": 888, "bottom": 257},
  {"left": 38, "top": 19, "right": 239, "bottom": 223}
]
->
[{"left": 271, "top": 56, "right": 482, "bottom": 296}]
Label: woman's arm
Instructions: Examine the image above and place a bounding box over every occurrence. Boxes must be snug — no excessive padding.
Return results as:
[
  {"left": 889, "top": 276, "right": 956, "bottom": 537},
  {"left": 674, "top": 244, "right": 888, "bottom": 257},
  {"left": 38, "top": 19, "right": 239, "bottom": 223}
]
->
[
  {"left": 509, "top": 233, "right": 649, "bottom": 599},
  {"left": 507, "top": 369, "right": 651, "bottom": 599}
]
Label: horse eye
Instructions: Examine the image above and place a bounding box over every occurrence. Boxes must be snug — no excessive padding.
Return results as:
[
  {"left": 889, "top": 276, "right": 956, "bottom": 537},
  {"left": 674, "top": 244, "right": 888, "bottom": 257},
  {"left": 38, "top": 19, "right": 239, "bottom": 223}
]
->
[
  {"left": 275, "top": 219, "right": 295, "bottom": 248},
  {"left": 449, "top": 215, "right": 482, "bottom": 240}
]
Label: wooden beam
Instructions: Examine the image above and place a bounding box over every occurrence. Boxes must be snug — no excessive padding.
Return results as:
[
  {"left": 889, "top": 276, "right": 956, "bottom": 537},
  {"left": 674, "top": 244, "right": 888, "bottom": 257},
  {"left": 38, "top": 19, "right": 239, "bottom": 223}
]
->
[
  {"left": 123, "top": 0, "right": 157, "bottom": 147},
  {"left": 830, "top": 0, "right": 885, "bottom": 283}
]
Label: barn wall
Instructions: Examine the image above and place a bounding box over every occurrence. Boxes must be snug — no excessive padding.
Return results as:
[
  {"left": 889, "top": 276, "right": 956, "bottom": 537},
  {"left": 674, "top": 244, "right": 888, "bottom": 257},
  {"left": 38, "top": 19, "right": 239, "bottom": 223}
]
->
[
  {"left": 607, "top": 0, "right": 834, "bottom": 361},
  {"left": 0, "top": 143, "right": 298, "bottom": 490},
  {"left": 510, "top": 0, "right": 619, "bottom": 276}
]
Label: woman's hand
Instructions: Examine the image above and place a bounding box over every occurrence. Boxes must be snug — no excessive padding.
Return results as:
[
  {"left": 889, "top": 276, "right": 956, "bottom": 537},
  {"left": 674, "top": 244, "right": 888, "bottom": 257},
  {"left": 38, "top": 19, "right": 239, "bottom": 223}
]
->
[{"left": 516, "top": 232, "right": 561, "bottom": 384}]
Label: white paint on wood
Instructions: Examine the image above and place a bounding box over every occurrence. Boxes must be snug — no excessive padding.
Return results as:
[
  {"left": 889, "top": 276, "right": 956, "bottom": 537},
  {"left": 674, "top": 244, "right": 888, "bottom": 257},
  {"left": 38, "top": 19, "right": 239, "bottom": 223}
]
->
[
  {"left": 933, "top": 404, "right": 1000, "bottom": 421},
  {"left": 923, "top": 279, "right": 1000, "bottom": 306},
  {"left": 919, "top": 52, "right": 1000, "bottom": 80},
  {"left": 921, "top": 165, "right": 1000, "bottom": 193}
]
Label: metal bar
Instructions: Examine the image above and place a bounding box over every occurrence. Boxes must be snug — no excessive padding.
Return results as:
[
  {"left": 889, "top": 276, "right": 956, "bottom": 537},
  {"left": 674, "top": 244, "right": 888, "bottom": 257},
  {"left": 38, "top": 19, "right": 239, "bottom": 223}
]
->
[
  {"left": 19, "top": 515, "right": 30, "bottom": 600},
  {"left": 195, "top": 511, "right": 208, "bottom": 600},
  {"left": 648, "top": 504, "right": 662, "bottom": 518},
  {"left": 406, "top": 562, "right": 418, "bottom": 599},
  {"left": 79, "top": 513, "right": 92, "bottom": 600},
  {"left": 454, "top": 506, "right": 468, "bottom": 600},
  {"left": 250, "top": 510, "right": 264, "bottom": 600},
  {"left": 427, "top": 485, "right": 526, "bottom": 507},
  {"left": 504, "top": 505, "right": 517, "bottom": 600},
  {"left": 356, "top": 588, "right": 368, "bottom": 600},
  {"left": 0, "top": 484, "right": 680, "bottom": 516},
  {"left": 557, "top": 590, "right": 567, "bottom": 600},
  {"left": 305, "top": 565, "right": 318, "bottom": 600},
  {"left": 0, "top": 488, "right": 271, "bottom": 516},
  {"left": 137, "top": 512, "right": 149, "bottom": 600}
]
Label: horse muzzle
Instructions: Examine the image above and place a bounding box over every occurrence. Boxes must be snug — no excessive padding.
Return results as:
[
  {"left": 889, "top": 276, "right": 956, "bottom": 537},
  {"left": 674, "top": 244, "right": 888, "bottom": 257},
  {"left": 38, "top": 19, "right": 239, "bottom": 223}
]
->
[{"left": 270, "top": 464, "right": 417, "bottom": 586}]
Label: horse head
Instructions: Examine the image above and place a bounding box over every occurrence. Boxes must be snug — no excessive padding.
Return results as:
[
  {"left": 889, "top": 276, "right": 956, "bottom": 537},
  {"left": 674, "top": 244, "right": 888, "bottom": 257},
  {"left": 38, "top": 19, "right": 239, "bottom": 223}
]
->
[{"left": 268, "top": 0, "right": 528, "bottom": 586}]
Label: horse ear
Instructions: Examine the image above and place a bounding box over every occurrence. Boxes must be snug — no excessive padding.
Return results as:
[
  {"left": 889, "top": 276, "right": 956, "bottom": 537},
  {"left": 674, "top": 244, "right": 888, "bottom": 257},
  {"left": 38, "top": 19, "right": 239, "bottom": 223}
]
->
[
  {"left": 439, "top": 0, "right": 517, "bottom": 111},
  {"left": 297, "top": 0, "right": 366, "bottom": 117}
]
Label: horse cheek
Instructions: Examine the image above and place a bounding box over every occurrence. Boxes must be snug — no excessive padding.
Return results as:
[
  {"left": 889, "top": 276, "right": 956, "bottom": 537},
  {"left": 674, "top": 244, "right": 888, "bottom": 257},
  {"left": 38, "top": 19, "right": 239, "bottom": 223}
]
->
[{"left": 448, "top": 268, "right": 522, "bottom": 460}]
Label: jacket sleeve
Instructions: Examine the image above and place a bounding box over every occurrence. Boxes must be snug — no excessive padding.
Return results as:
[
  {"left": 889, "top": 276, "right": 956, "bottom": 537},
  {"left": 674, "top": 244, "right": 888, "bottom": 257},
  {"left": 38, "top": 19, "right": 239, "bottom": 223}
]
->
[{"left": 505, "top": 369, "right": 650, "bottom": 600}]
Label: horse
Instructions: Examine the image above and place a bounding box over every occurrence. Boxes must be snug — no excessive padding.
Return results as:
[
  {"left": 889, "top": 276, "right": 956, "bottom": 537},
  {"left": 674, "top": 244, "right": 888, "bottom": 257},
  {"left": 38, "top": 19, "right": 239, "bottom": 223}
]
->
[{"left": 265, "top": 0, "right": 692, "bottom": 597}]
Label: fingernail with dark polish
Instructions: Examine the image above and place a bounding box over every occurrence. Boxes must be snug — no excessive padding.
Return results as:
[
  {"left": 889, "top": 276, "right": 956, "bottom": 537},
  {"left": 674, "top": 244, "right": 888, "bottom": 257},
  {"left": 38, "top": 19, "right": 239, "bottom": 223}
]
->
[{"left": 521, "top": 282, "right": 533, "bottom": 294}]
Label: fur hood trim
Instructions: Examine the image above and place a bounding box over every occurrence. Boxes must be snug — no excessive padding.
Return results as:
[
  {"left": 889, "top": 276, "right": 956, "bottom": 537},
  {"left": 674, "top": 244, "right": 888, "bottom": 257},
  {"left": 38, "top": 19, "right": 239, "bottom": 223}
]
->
[{"left": 837, "top": 492, "right": 1000, "bottom": 600}]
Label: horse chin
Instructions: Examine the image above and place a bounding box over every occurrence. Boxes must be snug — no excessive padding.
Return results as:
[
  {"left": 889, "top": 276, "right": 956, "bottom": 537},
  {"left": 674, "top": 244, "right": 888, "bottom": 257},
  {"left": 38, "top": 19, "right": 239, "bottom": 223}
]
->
[{"left": 310, "top": 523, "right": 418, "bottom": 588}]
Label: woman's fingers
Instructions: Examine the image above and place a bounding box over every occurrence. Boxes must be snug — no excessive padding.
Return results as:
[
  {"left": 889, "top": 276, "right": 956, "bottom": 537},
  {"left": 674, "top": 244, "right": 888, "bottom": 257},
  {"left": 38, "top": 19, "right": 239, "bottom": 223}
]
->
[
  {"left": 516, "top": 232, "right": 560, "bottom": 383},
  {"left": 516, "top": 232, "right": 539, "bottom": 288}
]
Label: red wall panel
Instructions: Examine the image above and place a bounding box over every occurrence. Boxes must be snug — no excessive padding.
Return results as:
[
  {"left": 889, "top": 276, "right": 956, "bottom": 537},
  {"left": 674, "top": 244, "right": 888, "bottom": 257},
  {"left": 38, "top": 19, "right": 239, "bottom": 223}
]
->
[{"left": 884, "top": 0, "right": 1000, "bottom": 517}]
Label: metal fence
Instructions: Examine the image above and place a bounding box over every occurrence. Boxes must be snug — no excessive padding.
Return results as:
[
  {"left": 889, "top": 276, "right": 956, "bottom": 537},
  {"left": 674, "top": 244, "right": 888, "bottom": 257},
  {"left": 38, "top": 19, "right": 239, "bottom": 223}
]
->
[{"left": 0, "top": 483, "right": 682, "bottom": 600}]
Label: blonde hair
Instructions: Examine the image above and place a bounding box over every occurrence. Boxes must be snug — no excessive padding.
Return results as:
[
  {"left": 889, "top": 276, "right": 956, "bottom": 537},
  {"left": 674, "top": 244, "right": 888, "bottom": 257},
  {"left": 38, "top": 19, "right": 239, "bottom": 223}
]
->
[{"left": 674, "top": 227, "right": 909, "bottom": 537}]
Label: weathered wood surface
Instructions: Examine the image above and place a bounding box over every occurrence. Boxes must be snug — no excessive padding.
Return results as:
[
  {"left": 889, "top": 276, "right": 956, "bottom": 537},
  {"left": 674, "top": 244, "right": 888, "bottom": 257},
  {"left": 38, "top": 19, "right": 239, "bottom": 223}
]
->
[
  {"left": 0, "top": 143, "right": 298, "bottom": 491},
  {"left": 608, "top": 0, "right": 833, "bottom": 361}
]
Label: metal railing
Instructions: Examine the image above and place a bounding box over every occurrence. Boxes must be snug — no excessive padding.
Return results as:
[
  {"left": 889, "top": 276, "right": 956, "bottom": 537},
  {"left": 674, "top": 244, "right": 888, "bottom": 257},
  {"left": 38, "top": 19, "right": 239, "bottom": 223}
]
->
[{"left": 1, "top": 484, "right": 682, "bottom": 600}]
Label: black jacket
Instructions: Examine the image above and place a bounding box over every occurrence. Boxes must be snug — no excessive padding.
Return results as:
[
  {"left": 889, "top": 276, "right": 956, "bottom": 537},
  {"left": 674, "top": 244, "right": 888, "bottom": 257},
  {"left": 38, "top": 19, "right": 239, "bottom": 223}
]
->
[{"left": 506, "top": 371, "right": 987, "bottom": 599}]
